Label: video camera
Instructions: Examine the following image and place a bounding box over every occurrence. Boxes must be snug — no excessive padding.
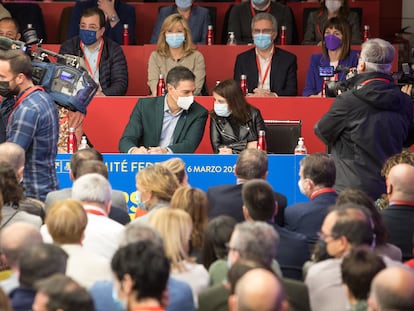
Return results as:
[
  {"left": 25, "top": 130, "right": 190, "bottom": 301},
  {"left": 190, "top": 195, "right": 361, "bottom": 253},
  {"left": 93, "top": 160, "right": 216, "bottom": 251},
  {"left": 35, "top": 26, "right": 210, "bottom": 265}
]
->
[
  {"left": 392, "top": 63, "right": 414, "bottom": 100},
  {"left": 0, "top": 26, "right": 98, "bottom": 114},
  {"left": 318, "top": 65, "right": 358, "bottom": 98}
]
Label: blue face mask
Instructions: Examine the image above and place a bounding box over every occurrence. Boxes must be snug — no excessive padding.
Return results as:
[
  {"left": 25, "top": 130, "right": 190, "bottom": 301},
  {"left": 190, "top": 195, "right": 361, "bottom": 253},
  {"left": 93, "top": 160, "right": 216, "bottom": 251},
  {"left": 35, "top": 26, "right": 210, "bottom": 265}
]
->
[
  {"left": 175, "top": 0, "right": 192, "bottom": 10},
  {"left": 165, "top": 33, "right": 185, "bottom": 48},
  {"left": 136, "top": 191, "right": 148, "bottom": 211},
  {"left": 253, "top": 33, "right": 273, "bottom": 51},
  {"left": 112, "top": 285, "right": 126, "bottom": 310},
  {"left": 324, "top": 34, "right": 342, "bottom": 51},
  {"left": 214, "top": 102, "right": 231, "bottom": 117},
  {"left": 79, "top": 29, "right": 97, "bottom": 46},
  {"left": 252, "top": 0, "right": 267, "bottom": 6}
]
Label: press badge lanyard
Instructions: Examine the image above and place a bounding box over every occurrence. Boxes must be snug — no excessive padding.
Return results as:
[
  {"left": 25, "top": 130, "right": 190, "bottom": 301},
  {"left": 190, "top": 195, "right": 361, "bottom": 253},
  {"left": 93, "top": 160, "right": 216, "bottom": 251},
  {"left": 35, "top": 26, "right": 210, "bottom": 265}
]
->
[
  {"left": 256, "top": 54, "right": 272, "bottom": 88},
  {"left": 7, "top": 85, "right": 44, "bottom": 124},
  {"left": 80, "top": 39, "right": 104, "bottom": 79}
]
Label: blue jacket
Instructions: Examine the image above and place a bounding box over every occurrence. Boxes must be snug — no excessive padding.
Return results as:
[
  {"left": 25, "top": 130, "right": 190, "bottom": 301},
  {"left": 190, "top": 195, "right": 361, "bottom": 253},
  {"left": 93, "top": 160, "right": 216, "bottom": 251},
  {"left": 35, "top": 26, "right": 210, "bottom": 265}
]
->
[
  {"left": 150, "top": 5, "right": 211, "bottom": 45},
  {"left": 302, "top": 50, "right": 359, "bottom": 96}
]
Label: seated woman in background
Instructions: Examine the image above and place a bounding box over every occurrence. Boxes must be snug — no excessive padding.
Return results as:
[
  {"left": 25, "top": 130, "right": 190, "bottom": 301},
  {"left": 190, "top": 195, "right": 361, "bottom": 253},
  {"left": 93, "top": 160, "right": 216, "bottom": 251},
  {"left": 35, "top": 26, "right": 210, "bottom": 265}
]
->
[
  {"left": 148, "top": 13, "right": 206, "bottom": 96},
  {"left": 302, "top": 17, "right": 359, "bottom": 97},
  {"left": 210, "top": 79, "right": 265, "bottom": 154},
  {"left": 150, "top": 0, "right": 211, "bottom": 45},
  {"left": 302, "top": 0, "right": 362, "bottom": 45}
]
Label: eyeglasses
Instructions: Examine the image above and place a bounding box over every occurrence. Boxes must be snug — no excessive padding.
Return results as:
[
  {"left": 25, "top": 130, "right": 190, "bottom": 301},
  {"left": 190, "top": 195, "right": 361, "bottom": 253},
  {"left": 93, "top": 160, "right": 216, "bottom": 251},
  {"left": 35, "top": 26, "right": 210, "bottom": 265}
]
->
[
  {"left": 252, "top": 28, "right": 274, "bottom": 35},
  {"left": 317, "top": 231, "right": 336, "bottom": 240},
  {"left": 225, "top": 242, "right": 239, "bottom": 252}
]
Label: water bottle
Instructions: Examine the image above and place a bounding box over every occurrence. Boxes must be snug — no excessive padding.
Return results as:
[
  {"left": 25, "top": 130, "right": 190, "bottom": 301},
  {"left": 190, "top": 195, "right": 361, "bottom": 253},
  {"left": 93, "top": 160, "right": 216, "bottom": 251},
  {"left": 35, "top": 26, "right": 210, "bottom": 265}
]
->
[
  {"left": 227, "top": 32, "right": 237, "bottom": 45},
  {"left": 122, "top": 24, "right": 129, "bottom": 45},
  {"left": 257, "top": 130, "right": 266, "bottom": 152},
  {"left": 280, "top": 26, "right": 287, "bottom": 45},
  {"left": 363, "top": 25, "right": 370, "bottom": 42},
  {"left": 157, "top": 74, "right": 165, "bottom": 96},
  {"left": 207, "top": 25, "right": 214, "bottom": 45},
  {"left": 67, "top": 128, "right": 77, "bottom": 154},
  {"left": 294, "top": 137, "right": 307, "bottom": 155},
  {"left": 240, "top": 74, "right": 247, "bottom": 96},
  {"left": 78, "top": 135, "right": 89, "bottom": 150}
]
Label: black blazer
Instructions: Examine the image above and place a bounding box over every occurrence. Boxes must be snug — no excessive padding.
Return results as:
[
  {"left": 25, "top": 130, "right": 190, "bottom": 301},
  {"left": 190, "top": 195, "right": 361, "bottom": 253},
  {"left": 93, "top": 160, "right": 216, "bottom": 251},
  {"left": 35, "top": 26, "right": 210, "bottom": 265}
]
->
[{"left": 234, "top": 47, "right": 297, "bottom": 96}]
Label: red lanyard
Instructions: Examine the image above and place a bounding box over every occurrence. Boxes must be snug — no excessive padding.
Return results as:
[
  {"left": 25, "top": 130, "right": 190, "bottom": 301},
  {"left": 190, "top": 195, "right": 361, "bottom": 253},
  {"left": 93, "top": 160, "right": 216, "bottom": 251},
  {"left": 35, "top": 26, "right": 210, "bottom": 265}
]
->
[
  {"left": 131, "top": 306, "right": 164, "bottom": 311},
  {"left": 389, "top": 201, "right": 414, "bottom": 207},
  {"left": 310, "top": 188, "right": 336, "bottom": 200},
  {"left": 79, "top": 39, "right": 104, "bottom": 78},
  {"left": 7, "top": 86, "right": 44, "bottom": 124},
  {"left": 250, "top": 3, "right": 271, "bottom": 17},
  {"left": 256, "top": 54, "right": 272, "bottom": 88},
  {"left": 85, "top": 208, "right": 107, "bottom": 217}
]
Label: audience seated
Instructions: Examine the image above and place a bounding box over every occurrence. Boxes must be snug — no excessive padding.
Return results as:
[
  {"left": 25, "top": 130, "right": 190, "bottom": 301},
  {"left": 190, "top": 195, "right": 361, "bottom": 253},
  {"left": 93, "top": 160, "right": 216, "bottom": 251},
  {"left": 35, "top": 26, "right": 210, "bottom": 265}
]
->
[
  {"left": 227, "top": 0, "right": 295, "bottom": 45},
  {"left": 284, "top": 153, "right": 337, "bottom": 244},
  {"left": 68, "top": 0, "right": 136, "bottom": 45},
  {"left": 302, "top": 17, "right": 359, "bottom": 96},
  {"left": 209, "top": 79, "right": 265, "bottom": 154},
  {"left": 45, "top": 199, "right": 112, "bottom": 288},
  {"left": 150, "top": 0, "right": 211, "bottom": 45},
  {"left": 60, "top": 7, "right": 128, "bottom": 96},
  {"left": 148, "top": 14, "right": 206, "bottom": 96},
  {"left": 0, "top": 17, "right": 19, "bottom": 41},
  {"left": 207, "top": 149, "right": 287, "bottom": 226},
  {"left": 302, "top": 0, "right": 362, "bottom": 45},
  {"left": 234, "top": 13, "right": 297, "bottom": 97}
]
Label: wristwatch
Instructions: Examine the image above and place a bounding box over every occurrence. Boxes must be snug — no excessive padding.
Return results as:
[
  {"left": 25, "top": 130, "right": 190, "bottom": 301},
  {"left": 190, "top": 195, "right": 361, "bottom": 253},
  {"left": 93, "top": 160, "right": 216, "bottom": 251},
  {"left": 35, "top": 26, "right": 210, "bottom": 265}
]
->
[{"left": 109, "top": 14, "right": 120, "bottom": 23}]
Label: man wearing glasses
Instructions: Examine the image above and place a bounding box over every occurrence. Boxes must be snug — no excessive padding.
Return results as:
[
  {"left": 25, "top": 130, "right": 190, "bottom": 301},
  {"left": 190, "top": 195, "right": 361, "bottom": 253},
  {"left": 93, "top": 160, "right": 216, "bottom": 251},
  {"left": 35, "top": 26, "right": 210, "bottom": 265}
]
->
[{"left": 233, "top": 13, "right": 297, "bottom": 97}]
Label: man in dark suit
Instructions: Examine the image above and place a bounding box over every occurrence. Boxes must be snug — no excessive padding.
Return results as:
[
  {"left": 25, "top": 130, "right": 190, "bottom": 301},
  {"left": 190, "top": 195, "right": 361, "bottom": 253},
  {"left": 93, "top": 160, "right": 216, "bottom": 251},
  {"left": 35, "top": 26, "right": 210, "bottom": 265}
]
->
[
  {"left": 207, "top": 149, "right": 287, "bottom": 226},
  {"left": 119, "top": 66, "right": 208, "bottom": 154},
  {"left": 233, "top": 13, "right": 297, "bottom": 97},
  {"left": 284, "top": 153, "right": 337, "bottom": 244},
  {"left": 242, "top": 179, "right": 310, "bottom": 280}
]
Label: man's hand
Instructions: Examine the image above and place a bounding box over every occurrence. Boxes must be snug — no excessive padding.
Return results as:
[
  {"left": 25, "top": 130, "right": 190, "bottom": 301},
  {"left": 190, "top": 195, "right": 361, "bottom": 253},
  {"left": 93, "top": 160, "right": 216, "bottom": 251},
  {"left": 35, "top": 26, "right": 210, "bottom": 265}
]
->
[
  {"left": 250, "top": 88, "right": 278, "bottom": 97},
  {"left": 148, "top": 147, "right": 168, "bottom": 154},
  {"left": 97, "top": 0, "right": 117, "bottom": 22},
  {"left": 130, "top": 146, "right": 148, "bottom": 154},
  {"left": 218, "top": 146, "right": 233, "bottom": 154},
  {"left": 401, "top": 84, "right": 412, "bottom": 97}
]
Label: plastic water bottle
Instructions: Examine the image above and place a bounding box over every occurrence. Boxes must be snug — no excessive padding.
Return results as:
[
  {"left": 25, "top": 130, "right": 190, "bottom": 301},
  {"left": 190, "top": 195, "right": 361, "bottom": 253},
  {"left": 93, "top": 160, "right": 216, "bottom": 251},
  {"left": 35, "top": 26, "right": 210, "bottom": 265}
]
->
[
  {"left": 280, "top": 26, "right": 287, "bottom": 45},
  {"left": 157, "top": 74, "right": 165, "bottom": 96},
  {"left": 67, "top": 128, "right": 77, "bottom": 154},
  {"left": 227, "top": 32, "right": 237, "bottom": 45},
  {"left": 363, "top": 25, "right": 370, "bottom": 42},
  {"left": 257, "top": 130, "right": 266, "bottom": 151},
  {"left": 240, "top": 74, "right": 247, "bottom": 96},
  {"left": 78, "top": 135, "right": 89, "bottom": 150},
  {"left": 294, "top": 137, "right": 307, "bottom": 155}
]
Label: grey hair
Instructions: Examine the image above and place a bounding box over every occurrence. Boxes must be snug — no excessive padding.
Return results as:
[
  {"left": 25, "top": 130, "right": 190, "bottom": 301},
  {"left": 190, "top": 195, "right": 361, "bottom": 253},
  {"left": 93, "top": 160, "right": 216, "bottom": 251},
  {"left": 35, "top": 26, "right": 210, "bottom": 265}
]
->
[
  {"left": 360, "top": 38, "right": 394, "bottom": 73},
  {"left": 121, "top": 222, "right": 164, "bottom": 248},
  {"left": 0, "top": 142, "right": 25, "bottom": 172},
  {"left": 251, "top": 12, "right": 278, "bottom": 33},
  {"left": 232, "top": 221, "right": 279, "bottom": 267},
  {"left": 72, "top": 173, "right": 112, "bottom": 205}
]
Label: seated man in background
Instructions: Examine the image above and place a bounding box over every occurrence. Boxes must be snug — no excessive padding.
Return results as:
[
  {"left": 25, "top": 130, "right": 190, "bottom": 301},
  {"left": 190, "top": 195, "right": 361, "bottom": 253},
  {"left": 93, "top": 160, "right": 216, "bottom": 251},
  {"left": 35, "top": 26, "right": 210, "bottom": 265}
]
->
[
  {"left": 0, "top": 17, "right": 19, "bottom": 40},
  {"left": 60, "top": 7, "right": 128, "bottom": 96},
  {"left": 119, "top": 66, "right": 208, "bottom": 154},
  {"left": 234, "top": 13, "right": 297, "bottom": 97}
]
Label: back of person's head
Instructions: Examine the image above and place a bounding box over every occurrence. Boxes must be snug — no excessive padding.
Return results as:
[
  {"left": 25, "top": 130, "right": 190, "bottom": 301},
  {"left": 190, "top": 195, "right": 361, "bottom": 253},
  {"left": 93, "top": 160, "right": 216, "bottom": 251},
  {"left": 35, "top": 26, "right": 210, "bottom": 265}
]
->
[
  {"left": 341, "top": 248, "right": 385, "bottom": 301},
  {"left": 157, "top": 14, "right": 193, "bottom": 56},
  {"left": 34, "top": 274, "right": 94, "bottom": 311},
  {"left": 322, "top": 17, "right": 351, "bottom": 60},
  {"left": 136, "top": 163, "right": 179, "bottom": 202},
  {"left": 160, "top": 158, "right": 187, "bottom": 185},
  {"left": 369, "top": 267, "right": 414, "bottom": 311},
  {"left": 69, "top": 148, "right": 103, "bottom": 178},
  {"left": 0, "top": 161, "right": 23, "bottom": 205},
  {"left": 18, "top": 243, "right": 68, "bottom": 288},
  {"left": 74, "top": 159, "right": 108, "bottom": 179},
  {"left": 81, "top": 7, "right": 105, "bottom": 28},
  {"left": 232, "top": 221, "right": 279, "bottom": 268},
  {"left": 0, "top": 222, "right": 42, "bottom": 268},
  {"left": 170, "top": 186, "right": 208, "bottom": 250},
  {"left": 0, "top": 142, "right": 25, "bottom": 174},
  {"left": 45, "top": 199, "right": 87, "bottom": 245},
  {"left": 166, "top": 65, "right": 196, "bottom": 88},
  {"left": 121, "top": 221, "right": 163, "bottom": 248},
  {"left": 72, "top": 173, "right": 112, "bottom": 206},
  {"left": 0, "top": 49, "right": 32, "bottom": 79},
  {"left": 386, "top": 163, "right": 414, "bottom": 202},
  {"left": 251, "top": 13, "right": 277, "bottom": 33},
  {"left": 228, "top": 259, "right": 268, "bottom": 295},
  {"left": 235, "top": 149, "right": 268, "bottom": 180},
  {"left": 300, "top": 152, "right": 336, "bottom": 187},
  {"left": 149, "top": 208, "right": 192, "bottom": 269},
  {"left": 202, "top": 215, "right": 237, "bottom": 269},
  {"left": 381, "top": 149, "right": 414, "bottom": 178},
  {"left": 360, "top": 38, "right": 394, "bottom": 73},
  {"left": 111, "top": 240, "right": 170, "bottom": 304},
  {"left": 242, "top": 179, "right": 275, "bottom": 221}
]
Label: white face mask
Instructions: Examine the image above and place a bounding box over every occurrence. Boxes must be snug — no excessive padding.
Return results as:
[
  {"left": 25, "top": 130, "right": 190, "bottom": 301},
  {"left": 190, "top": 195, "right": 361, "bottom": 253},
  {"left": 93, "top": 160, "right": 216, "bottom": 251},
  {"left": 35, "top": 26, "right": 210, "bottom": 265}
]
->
[
  {"left": 177, "top": 95, "right": 194, "bottom": 110},
  {"left": 298, "top": 179, "right": 306, "bottom": 195},
  {"left": 325, "top": 0, "right": 342, "bottom": 13},
  {"left": 214, "top": 102, "right": 231, "bottom": 117}
]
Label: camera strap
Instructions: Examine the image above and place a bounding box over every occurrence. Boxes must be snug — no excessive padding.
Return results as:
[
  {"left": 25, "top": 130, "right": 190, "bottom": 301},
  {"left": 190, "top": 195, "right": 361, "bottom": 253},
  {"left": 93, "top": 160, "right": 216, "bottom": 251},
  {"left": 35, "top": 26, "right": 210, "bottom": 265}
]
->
[{"left": 359, "top": 78, "right": 390, "bottom": 86}]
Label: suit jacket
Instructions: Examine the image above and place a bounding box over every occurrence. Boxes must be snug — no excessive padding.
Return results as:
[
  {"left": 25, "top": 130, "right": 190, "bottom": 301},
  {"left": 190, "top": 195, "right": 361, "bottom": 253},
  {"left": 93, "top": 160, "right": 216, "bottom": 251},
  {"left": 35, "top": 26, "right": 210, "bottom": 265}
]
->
[
  {"left": 234, "top": 47, "right": 297, "bottom": 96},
  {"left": 381, "top": 204, "right": 414, "bottom": 261},
  {"left": 207, "top": 183, "right": 287, "bottom": 226},
  {"left": 119, "top": 96, "right": 208, "bottom": 153},
  {"left": 284, "top": 191, "right": 338, "bottom": 243}
]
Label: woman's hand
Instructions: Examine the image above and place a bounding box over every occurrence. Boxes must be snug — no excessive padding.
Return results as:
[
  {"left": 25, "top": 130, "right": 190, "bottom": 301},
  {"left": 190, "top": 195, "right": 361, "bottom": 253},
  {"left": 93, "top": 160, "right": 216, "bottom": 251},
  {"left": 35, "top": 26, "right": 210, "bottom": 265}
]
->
[{"left": 218, "top": 146, "right": 233, "bottom": 154}]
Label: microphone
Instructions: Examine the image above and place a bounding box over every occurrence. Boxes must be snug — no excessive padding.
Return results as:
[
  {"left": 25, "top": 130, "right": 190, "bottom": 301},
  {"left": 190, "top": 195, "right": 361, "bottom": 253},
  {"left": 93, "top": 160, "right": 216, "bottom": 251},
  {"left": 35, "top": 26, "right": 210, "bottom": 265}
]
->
[{"left": 0, "top": 36, "right": 26, "bottom": 51}]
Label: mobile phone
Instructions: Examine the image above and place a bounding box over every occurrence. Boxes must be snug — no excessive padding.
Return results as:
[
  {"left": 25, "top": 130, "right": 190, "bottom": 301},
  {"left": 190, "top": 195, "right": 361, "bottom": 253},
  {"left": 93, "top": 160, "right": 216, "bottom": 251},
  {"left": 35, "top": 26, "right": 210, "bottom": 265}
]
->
[{"left": 319, "top": 66, "right": 335, "bottom": 77}]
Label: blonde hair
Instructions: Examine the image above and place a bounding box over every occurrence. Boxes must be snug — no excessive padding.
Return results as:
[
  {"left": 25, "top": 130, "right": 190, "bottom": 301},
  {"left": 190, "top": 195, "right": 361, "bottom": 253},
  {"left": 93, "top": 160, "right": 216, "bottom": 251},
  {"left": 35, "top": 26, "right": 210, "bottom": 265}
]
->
[
  {"left": 136, "top": 163, "right": 179, "bottom": 202},
  {"left": 149, "top": 208, "right": 193, "bottom": 271},
  {"left": 160, "top": 158, "right": 186, "bottom": 185},
  {"left": 170, "top": 186, "right": 208, "bottom": 250},
  {"left": 156, "top": 13, "right": 195, "bottom": 58},
  {"left": 46, "top": 199, "right": 88, "bottom": 244}
]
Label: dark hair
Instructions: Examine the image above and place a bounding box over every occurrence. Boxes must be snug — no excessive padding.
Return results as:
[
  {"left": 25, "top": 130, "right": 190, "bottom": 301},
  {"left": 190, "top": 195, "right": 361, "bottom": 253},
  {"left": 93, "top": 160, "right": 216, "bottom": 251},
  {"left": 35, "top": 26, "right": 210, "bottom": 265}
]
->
[
  {"left": 301, "top": 152, "right": 336, "bottom": 187},
  {"left": 0, "top": 49, "right": 32, "bottom": 79},
  {"left": 336, "top": 189, "right": 388, "bottom": 245},
  {"left": 228, "top": 259, "right": 269, "bottom": 294},
  {"left": 211, "top": 79, "right": 252, "bottom": 124},
  {"left": 235, "top": 149, "right": 268, "bottom": 180},
  {"left": 341, "top": 248, "right": 385, "bottom": 300},
  {"left": 70, "top": 148, "right": 103, "bottom": 177},
  {"left": 35, "top": 274, "right": 94, "bottom": 311},
  {"left": 242, "top": 179, "right": 275, "bottom": 221},
  {"left": 81, "top": 7, "right": 106, "bottom": 28},
  {"left": 0, "top": 17, "right": 19, "bottom": 33},
  {"left": 201, "top": 215, "right": 237, "bottom": 269},
  {"left": 321, "top": 17, "right": 352, "bottom": 60},
  {"left": 111, "top": 240, "right": 170, "bottom": 304},
  {"left": 75, "top": 159, "right": 108, "bottom": 179},
  {"left": 18, "top": 243, "right": 68, "bottom": 288},
  {"left": 166, "top": 66, "right": 195, "bottom": 88},
  {"left": 0, "top": 161, "right": 24, "bottom": 206}
]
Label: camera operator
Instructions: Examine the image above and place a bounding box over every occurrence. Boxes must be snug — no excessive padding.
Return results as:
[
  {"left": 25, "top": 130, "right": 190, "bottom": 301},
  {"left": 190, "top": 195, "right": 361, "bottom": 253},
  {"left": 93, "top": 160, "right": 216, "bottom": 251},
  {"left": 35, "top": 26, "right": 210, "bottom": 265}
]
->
[{"left": 314, "top": 38, "right": 413, "bottom": 201}]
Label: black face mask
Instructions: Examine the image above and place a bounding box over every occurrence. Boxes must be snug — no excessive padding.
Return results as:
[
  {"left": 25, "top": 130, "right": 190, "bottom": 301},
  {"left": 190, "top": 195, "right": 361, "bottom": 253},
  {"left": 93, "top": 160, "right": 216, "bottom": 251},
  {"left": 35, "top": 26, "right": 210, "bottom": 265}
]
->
[
  {"left": 312, "top": 239, "right": 332, "bottom": 262},
  {"left": 0, "top": 80, "right": 19, "bottom": 99}
]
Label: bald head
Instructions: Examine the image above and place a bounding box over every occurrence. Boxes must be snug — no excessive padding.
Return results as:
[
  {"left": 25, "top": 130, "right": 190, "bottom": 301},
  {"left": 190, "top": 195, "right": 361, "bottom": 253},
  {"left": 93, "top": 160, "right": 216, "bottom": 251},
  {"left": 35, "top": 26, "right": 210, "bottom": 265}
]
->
[
  {"left": 234, "top": 269, "right": 286, "bottom": 311},
  {"left": 386, "top": 163, "right": 414, "bottom": 201},
  {"left": 0, "top": 222, "right": 43, "bottom": 268},
  {"left": 369, "top": 267, "right": 414, "bottom": 311},
  {"left": 0, "top": 142, "right": 25, "bottom": 180}
]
